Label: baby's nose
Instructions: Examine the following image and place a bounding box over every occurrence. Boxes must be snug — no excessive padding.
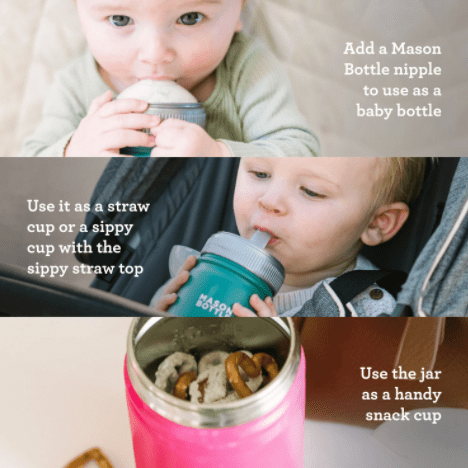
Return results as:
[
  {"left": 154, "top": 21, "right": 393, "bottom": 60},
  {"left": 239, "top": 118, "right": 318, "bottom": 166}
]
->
[
  {"left": 138, "top": 29, "right": 175, "bottom": 65},
  {"left": 258, "top": 193, "right": 287, "bottom": 215}
]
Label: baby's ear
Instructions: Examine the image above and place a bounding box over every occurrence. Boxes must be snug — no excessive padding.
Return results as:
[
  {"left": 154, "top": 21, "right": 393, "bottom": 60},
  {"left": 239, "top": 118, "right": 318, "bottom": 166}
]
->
[{"left": 361, "top": 202, "right": 409, "bottom": 246}]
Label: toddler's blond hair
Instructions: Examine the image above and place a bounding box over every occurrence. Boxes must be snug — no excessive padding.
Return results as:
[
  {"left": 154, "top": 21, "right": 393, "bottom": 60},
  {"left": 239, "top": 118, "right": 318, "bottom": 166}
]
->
[{"left": 376, "top": 158, "right": 427, "bottom": 206}]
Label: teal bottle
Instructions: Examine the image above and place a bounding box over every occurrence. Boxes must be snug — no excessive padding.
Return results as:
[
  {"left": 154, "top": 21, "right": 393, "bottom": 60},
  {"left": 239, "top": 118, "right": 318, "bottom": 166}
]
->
[{"left": 167, "top": 232, "right": 285, "bottom": 317}]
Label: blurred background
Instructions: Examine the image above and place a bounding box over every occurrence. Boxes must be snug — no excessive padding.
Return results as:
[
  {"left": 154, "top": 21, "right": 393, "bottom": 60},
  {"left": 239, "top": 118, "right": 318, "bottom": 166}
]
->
[{"left": 1, "top": 0, "right": 467, "bottom": 157}]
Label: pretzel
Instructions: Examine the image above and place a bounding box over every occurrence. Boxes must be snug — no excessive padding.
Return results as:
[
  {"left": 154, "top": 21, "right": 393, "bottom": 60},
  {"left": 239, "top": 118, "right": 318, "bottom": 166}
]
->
[
  {"left": 64, "top": 447, "right": 113, "bottom": 468},
  {"left": 225, "top": 351, "right": 262, "bottom": 398},
  {"left": 155, "top": 352, "right": 197, "bottom": 393},
  {"left": 173, "top": 371, "right": 197, "bottom": 400},
  {"left": 225, "top": 351, "right": 279, "bottom": 398},
  {"left": 189, "top": 366, "right": 228, "bottom": 403},
  {"left": 199, "top": 351, "right": 230, "bottom": 374},
  {"left": 252, "top": 352, "right": 279, "bottom": 384}
]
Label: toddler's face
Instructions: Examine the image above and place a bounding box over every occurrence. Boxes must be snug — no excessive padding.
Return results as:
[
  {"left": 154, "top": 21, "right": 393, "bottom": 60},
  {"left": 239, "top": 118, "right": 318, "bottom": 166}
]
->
[
  {"left": 76, "top": 0, "right": 244, "bottom": 95},
  {"left": 234, "top": 158, "right": 383, "bottom": 288}
]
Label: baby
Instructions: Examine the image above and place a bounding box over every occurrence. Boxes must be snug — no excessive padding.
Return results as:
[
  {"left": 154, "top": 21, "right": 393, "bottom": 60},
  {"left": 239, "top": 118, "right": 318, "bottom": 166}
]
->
[
  {"left": 153, "top": 157, "right": 426, "bottom": 317},
  {"left": 20, "top": 0, "right": 319, "bottom": 157}
]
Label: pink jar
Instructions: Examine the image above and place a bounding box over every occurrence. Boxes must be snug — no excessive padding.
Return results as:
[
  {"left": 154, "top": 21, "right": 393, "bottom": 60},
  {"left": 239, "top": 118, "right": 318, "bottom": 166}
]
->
[{"left": 125, "top": 318, "right": 305, "bottom": 468}]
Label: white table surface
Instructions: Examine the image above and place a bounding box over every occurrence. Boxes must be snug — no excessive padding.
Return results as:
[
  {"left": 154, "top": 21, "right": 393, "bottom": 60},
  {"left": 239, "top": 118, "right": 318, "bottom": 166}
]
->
[{"left": 0, "top": 318, "right": 466, "bottom": 468}]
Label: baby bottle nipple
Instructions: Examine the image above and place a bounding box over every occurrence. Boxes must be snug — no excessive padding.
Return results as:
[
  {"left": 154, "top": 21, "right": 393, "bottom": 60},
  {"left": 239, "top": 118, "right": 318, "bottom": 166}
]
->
[{"left": 249, "top": 230, "right": 271, "bottom": 249}]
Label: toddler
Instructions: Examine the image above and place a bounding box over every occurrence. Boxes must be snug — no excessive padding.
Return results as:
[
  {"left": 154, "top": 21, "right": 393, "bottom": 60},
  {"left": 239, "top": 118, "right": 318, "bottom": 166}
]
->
[
  {"left": 153, "top": 157, "right": 426, "bottom": 317},
  {"left": 19, "top": 0, "right": 319, "bottom": 157}
]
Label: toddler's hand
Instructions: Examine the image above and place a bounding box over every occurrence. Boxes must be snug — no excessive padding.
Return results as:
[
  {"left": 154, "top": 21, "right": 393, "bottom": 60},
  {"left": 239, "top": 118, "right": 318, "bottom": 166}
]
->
[
  {"left": 65, "top": 90, "right": 160, "bottom": 157},
  {"left": 153, "top": 255, "right": 198, "bottom": 313},
  {"left": 232, "top": 295, "right": 278, "bottom": 317},
  {"left": 149, "top": 118, "right": 232, "bottom": 157}
]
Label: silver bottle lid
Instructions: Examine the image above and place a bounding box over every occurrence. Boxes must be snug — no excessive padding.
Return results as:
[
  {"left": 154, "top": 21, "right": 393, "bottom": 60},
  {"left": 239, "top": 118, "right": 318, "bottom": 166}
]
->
[
  {"left": 120, "top": 103, "right": 206, "bottom": 155},
  {"left": 201, "top": 232, "right": 285, "bottom": 295},
  {"left": 142, "top": 103, "right": 206, "bottom": 131}
]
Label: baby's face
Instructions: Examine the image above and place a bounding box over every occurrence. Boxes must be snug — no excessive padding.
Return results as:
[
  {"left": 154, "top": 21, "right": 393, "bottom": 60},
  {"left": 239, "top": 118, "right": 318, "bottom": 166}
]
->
[
  {"left": 76, "top": 0, "right": 243, "bottom": 95},
  {"left": 234, "top": 158, "right": 383, "bottom": 288}
]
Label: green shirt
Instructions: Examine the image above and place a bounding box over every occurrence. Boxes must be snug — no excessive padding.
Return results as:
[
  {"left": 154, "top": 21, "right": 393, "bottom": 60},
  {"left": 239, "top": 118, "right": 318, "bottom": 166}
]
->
[{"left": 20, "top": 33, "right": 320, "bottom": 157}]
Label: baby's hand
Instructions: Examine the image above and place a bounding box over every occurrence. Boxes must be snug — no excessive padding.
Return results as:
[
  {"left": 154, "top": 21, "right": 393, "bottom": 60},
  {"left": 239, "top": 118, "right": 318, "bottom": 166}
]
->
[
  {"left": 65, "top": 90, "right": 160, "bottom": 157},
  {"left": 232, "top": 295, "right": 278, "bottom": 317},
  {"left": 153, "top": 255, "right": 198, "bottom": 313},
  {"left": 149, "top": 119, "right": 232, "bottom": 157}
]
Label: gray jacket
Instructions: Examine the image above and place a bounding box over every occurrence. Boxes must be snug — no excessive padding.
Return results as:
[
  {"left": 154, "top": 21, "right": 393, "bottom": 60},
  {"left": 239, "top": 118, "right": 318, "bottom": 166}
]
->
[{"left": 397, "top": 158, "right": 468, "bottom": 316}]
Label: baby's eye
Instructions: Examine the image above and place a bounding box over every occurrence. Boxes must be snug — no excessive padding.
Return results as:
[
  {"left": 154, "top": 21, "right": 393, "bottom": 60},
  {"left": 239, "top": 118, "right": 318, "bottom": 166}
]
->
[
  {"left": 109, "top": 15, "right": 132, "bottom": 27},
  {"left": 178, "top": 12, "right": 204, "bottom": 26},
  {"left": 301, "top": 187, "right": 323, "bottom": 198},
  {"left": 250, "top": 171, "right": 270, "bottom": 179}
]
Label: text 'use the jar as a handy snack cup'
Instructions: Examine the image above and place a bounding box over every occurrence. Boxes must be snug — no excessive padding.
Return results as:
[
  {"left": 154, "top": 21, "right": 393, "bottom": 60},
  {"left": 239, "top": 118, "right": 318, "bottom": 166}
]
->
[
  {"left": 125, "top": 318, "right": 305, "bottom": 468},
  {"left": 167, "top": 231, "right": 285, "bottom": 317},
  {"left": 117, "top": 80, "right": 206, "bottom": 157}
]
